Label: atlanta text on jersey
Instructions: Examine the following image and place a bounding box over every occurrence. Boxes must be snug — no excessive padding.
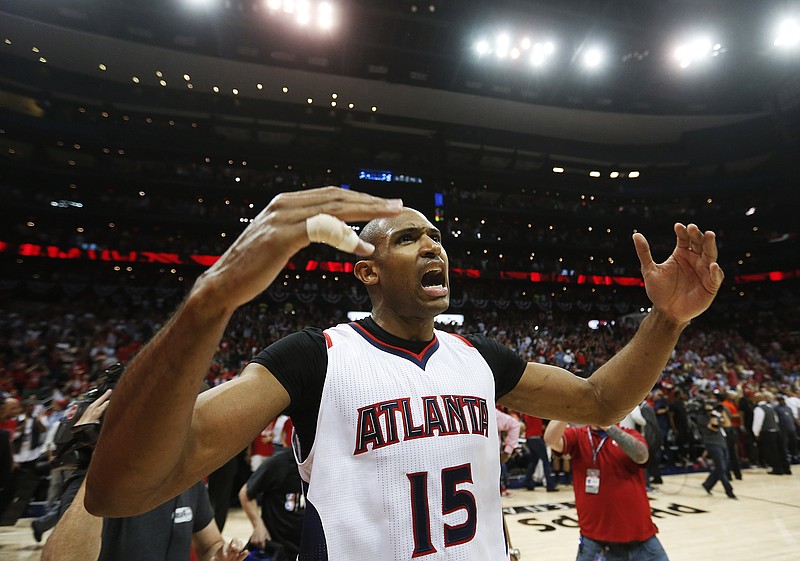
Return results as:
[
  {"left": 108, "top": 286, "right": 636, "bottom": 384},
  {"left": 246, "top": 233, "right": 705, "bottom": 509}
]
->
[{"left": 354, "top": 394, "right": 490, "bottom": 455}]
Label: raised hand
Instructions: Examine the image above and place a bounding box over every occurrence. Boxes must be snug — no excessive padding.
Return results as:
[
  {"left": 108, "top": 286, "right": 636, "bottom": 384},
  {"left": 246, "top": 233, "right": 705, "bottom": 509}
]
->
[
  {"left": 197, "top": 186, "right": 403, "bottom": 310},
  {"left": 633, "top": 223, "right": 725, "bottom": 325}
]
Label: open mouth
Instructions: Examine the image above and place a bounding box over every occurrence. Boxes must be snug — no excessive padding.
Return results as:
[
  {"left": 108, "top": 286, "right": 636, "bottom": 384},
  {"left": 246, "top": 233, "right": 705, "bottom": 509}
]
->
[{"left": 420, "top": 268, "right": 448, "bottom": 297}]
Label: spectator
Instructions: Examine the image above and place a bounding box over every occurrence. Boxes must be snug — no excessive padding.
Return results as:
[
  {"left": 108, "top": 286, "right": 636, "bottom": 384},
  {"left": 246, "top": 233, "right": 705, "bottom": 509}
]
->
[
  {"left": 545, "top": 420, "right": 669, "bottom": 561},
  {"left": 237, "top": 448, "right": 304, "bottom": 561}
]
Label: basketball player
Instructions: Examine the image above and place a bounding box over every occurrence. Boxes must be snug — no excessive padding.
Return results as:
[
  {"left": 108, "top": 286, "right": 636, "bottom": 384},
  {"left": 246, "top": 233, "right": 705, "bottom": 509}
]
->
[{"left": 86, "top": 187, "right": 724, "bottom": 560}]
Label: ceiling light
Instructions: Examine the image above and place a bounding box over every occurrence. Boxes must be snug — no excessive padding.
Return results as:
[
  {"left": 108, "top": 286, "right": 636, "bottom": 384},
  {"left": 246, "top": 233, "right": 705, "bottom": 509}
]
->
[
  {"left": 232, "top": 88, "right": 239, "bottom": 95},
  {"left": 257, "top": 83, "right": 263, "bottom": 89},
  {"left": 589, "top": 171, "right": 601, "bottom": 177},
  {"left": 583, "top": 47, "right": 604, "bottom": 68},
  {"left": 521, "top": 37, "right": 531, "bottom": 50},
  {"left": 132, "top": 76, "right": 140, "bottom": 83},
  {"left": 371, "top": 106, "right": 377, "bottom": 112},
  {"left": 745, "top": 207, "right": 756, "bottom": 216},
  {"left": 609, "top": 171, "right": 620, "bottom": 178},
  {"left": 213, "top": 86, "right": 220, "bottom": 92},
  {"left": 183, "top": 74, "right": 191, "bottom": 81},
  {"left": 674, "top": 37, "right": 713, "bottom": 68},
  {"left": 628, "top": 170, "right": 640, "bottom": 178},
  {"left": 282, "top": 86, "right": 289, "bottom": 93},
  {"left": 552, "top": 166, "right": 564, "bottom": 173},
  {"left": 495, "top": 34, "right": 510, "bottom": 58},
  {"left": 774, "top": 18, "right": 799, "bottom": 48},
  {"left": 307, "top": 97, "right": 313, "bottom": 104},
  {"left": 98, "top": 63, "right": 107, "bottom": 71},
  {"left": 318, "top": 2, "right": 334, "bottom": 29},
  {"left": 475, "top": 40, "right": 490, "bottom": 56}
]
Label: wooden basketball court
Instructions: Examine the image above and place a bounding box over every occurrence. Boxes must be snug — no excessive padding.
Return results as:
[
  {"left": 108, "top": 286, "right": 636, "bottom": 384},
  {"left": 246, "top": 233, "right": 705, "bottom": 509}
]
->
[{"left": 1, "top": 468, "right": 798, "bottom": 560}]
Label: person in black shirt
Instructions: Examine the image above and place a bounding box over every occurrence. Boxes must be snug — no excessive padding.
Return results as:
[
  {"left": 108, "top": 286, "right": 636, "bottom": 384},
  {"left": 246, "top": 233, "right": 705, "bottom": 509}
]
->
[{"left": 238, "top": 448, "right": 304, "bottom": 561}]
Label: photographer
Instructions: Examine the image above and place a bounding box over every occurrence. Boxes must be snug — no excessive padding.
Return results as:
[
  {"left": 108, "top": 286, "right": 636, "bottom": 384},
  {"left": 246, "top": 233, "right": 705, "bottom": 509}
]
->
[
  {"left": 695, "top": 399, "right": 737, "bottom": 499},
  {"left": 42, "top": 387, "right": 249, "bottom": 561}
]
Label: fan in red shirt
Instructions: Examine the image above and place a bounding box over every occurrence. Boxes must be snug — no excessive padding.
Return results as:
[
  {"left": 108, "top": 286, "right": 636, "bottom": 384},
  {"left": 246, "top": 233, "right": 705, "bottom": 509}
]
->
[{"left": 545, "top": 420, "right": 669, "bottom": 561}]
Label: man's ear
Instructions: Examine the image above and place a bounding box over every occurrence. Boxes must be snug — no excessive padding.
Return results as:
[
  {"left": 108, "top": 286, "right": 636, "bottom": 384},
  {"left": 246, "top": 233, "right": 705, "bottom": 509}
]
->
[{"left": 354, "top": 260, "right": 378, "bottom": 286}]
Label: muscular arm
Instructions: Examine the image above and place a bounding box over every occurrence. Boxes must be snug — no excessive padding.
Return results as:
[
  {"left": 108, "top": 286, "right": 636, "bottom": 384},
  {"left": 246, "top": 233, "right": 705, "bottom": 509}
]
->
[
  {"left": 41, "top": 480, "right": 102, "bottom": 561},
  {"left": 606, "top": 425, "right": 649, "bottom": 464},
  {"left": 86, "top": 188, "right": 402, "bottom": 516},
  {"left": 501, "top": 223, "right": 723, "bottom": 426},
  {"left": 501, "top": 309, "right": 686, "bottom": 426}
]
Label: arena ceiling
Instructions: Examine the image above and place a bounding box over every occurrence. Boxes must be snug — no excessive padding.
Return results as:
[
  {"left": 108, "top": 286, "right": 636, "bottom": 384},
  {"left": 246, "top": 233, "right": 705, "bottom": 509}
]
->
[{"left": 1, "top": 0, "right": 798, "bottom": 168}]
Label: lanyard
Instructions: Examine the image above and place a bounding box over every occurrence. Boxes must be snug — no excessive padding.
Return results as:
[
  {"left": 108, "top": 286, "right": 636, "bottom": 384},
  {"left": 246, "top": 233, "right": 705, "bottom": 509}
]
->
[{"left": 586, "top": 426, "right": 608, "bottom": 466}]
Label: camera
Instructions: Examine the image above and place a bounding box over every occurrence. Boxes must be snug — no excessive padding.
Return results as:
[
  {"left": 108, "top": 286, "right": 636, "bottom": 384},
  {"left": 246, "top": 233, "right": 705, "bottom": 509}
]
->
[{"left": 50, "top": 362, "right": 125, "bottom": 469}]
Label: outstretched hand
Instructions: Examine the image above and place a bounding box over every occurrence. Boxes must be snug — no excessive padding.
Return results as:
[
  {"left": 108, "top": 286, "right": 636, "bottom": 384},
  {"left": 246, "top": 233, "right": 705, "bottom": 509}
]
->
[
  {"left": 198, "top": 186, "right": 403, "bottom": 310},
  {"left": 633, "top": 223, "right": 724, "bottom": 325}
]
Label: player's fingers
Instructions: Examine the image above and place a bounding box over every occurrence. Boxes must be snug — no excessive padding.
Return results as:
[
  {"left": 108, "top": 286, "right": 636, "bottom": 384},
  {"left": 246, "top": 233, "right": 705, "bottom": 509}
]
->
[
  {"left": 709, "top": 262, "right": 725, "bottom": 290},
  {"left": 674, "top": 222, "right": 690, "bottom": 250},
  {"left": 686, "top": 223, "right": 705, "bottom": 254},
  {"left": 268, "top": 186, "right": 403, "bottom": 224},
  {"left": 306, "top": 213, "right": 365, "bottom": 253},
  {"left": 700, "top": 230, "right": 719, "bottom": 262},
  {"left": 632, "top": 232, "right": 655, "bottom": 272}
]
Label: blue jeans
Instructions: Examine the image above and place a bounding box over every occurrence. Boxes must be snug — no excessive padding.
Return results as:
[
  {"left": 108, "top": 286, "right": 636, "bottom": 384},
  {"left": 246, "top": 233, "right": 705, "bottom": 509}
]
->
[
  {"left": 703, "top": 443, "right": 733, "bottom": 494},
  {"left": 577, "top": 535, "right": 670, "bottom": 561}
]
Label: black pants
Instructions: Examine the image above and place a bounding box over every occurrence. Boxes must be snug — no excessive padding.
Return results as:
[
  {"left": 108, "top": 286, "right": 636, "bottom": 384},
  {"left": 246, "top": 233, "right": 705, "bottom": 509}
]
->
[
  {"left": 759, "top": 431, "right": 791, "bottom": 474},
  {"left": 0, "top": 461, "right": 44, "bottom": 525}
]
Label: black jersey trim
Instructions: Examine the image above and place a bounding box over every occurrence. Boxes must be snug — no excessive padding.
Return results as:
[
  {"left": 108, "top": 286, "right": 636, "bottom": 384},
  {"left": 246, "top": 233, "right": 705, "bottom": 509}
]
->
[{"left": 348, "top": 322, "right": 440, "bottom": 370}]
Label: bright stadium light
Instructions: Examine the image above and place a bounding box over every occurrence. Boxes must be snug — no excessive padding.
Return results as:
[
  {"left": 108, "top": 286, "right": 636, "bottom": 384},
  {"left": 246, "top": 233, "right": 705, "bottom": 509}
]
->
[
  {"left": 583, "top": 47, "right": 604, "bottom": 68},
  {"left": 296, "top": 0, "right": 311, "bottom": 25},
  {"left": 184, "top": 0, "right": 216, "bottom": 8},
  {"left": 674, "top": 37, "right": 714, "bottom": 68},
  {"left": 496, "top": 34, "right": 511, "bottom": 58},
  {"left": 318, "top": 2, "right": 334, "bottom": 29},
  {"left": 475, "top": 39, "right": 490, "bottom": 56},
  {"left": 774, "top": 18, "right": 799, "bottom": 48},
  {"left": 266, "top": 0, "right": 281, "bottom": 9}
]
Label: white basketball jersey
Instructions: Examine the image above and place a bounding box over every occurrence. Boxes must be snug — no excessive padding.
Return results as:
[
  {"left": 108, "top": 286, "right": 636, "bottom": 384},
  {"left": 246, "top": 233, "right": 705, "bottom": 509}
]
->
[{"left": 294, "top": 322, "right": 507, "bottom": 560}]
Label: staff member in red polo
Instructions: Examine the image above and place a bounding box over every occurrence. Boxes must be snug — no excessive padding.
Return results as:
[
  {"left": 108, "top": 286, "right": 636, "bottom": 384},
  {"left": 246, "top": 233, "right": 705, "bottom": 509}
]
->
[{"left": 545, "top": 420, "right": 669, "bottom": 561}]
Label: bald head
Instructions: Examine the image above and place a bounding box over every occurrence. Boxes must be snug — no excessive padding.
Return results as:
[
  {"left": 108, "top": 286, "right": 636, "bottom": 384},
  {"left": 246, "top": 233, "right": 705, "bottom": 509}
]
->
[
  {"left": 359, "top": 207, "right": 430, "bottom": 256},
  {"left": 359, "top": 216, "right": 389, "bottom": 250}
]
